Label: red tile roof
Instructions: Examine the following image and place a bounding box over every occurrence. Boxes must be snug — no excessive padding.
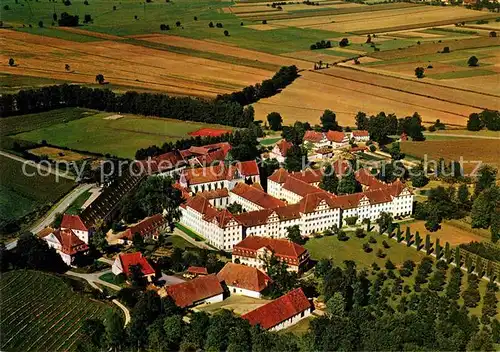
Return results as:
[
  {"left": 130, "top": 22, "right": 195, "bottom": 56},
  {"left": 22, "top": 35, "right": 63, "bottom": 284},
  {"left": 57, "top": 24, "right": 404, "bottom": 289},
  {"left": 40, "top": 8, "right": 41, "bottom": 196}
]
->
[
  {"left": 326, "top": 131, "right": 346, "bottom": 143},
  {"left": 167, "top": 274, "right": 223, "bottom": 308},
  {"left": 60, "top": 214, "right": 88, "bottom": 232},
  {"left": 183, "top": 195, "right": 240, "bottom": 228},
  {"left": 234, "top": 209, "right": 275, "bottom": 227},
  {"left": 290, "top": 169, "right": 323, "bottom": 184},
  {"left": 268, "top": 168, "right": 289, "bottom": 184},
  {"left": 233, "top": 236, "right": 307, "bottom": 262},
  {"left": 282, "top": 176, "right": 323, "bottom": 197},
  {"left": 121, "top": 214, "right": 165, "bottom": 241},
  {"left": 303, "top": 131, "right": 324, "bottom": 143},
  {"left": 352, "top": 130, "right": 369, "bottom": 137},
  {"left": 45, "top": 229, "right": 89, "bottom": 256},
  {"left": 299, "top": 192, "right": 339, "bottom": 213},
  {"left": 242, "top": 288, "right": 311, "bottom": 330},
  {"left": 118, "top": 252, "right": 155, "bottom": 277},
  {"left": 230, "top": 183, "right": 286, "bottom": 209},
  {"left": 275, "top": 140, "right": 292, "bottom": 157},
  {"left": 217, "top": 262, "right": 271, "bottom": 292},
  {"left": 355, "top": 169, "right": 386, "bottom": 190},
  {"left": 198, "top": 188, "right": 229, "bottom": 200},
  {"left": 237, "top": 160, "right": 260, "bottom": 177},
  {"left": 188, "top": 266, "right": 208, "bottom": 275}
]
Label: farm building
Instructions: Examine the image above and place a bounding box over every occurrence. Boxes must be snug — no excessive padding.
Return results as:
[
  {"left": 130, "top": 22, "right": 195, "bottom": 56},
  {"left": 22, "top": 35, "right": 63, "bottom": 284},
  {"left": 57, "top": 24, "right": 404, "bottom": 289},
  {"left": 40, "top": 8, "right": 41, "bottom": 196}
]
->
[
  {"left": 217, "top": 262, "right": 271, "bottom": 298},
  {"left": 303, "top": 130, "right": 369, "bottom": 149},
  {"left": 39, "top": 227, "right": 89, "bottom": 267},
  {"left": 166, "top": 274, "right": 224, "bottom": 308},
  {"left": 187, "top": 266, "right": 208, "bottom": 277},
  {"left": 119, "top": 214, "right": 166, "bottom": 245},
  {"left": 112, "top": 252, "right": 156, "bottom": 281},
  {"left": 242, "top": 288, "right": 312, "bottom": 331},
  {"left": 60, "top": 214, "right": 91, "bottom": 244},
  {"left": 232, "top": 236, "right": 310, "bottom": 273},
  {"left": 268, "top": 139, "right": 292, "bottom": 163}
]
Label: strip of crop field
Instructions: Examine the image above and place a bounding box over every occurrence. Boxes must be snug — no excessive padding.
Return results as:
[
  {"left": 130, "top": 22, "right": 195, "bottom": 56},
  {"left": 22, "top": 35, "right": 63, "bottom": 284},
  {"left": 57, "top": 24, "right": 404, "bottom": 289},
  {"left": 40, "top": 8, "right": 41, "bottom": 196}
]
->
[{"left": 241, "top": 2, "right": 420, "bottom": 21}]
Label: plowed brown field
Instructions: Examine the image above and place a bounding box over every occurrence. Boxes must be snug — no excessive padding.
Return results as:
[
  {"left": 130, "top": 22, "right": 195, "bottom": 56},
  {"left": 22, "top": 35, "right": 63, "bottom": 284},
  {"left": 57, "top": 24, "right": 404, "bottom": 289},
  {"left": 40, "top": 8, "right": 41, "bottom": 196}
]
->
[{"left": 0, "top": 30, "right": 273, "bottom": 97}]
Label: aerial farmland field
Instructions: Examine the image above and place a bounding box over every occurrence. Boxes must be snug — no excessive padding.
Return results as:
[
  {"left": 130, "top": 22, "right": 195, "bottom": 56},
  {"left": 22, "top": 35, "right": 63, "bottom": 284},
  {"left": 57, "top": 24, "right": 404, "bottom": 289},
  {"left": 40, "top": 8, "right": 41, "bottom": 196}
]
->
[
  {"left": 0, "top": 270, "right": 117, "bottom": 352},
  {"left": 12, "top": 109, "right": 234, "bottom": 158},
  {"left": 0, "top": 155, "right": 75, "bottom": 224}
]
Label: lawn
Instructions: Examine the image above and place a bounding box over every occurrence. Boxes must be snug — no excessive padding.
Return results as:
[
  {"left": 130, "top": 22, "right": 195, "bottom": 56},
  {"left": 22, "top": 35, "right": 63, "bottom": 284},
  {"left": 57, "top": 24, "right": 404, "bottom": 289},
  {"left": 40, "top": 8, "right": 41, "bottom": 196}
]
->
[
  {"left": 260, "top": 137, "right": 282, "bottom": 146},
  {"left": 0, "top": 270, "right": 117, "bottom": 352},
  {"left": 305, "top": 231, "right": 426, "bottom": 268},
  {"left": 195, "top": 294, "right": 271, "bottom": 316},
  {"left": 65, "top": 190, "right": 93, "bottom": 215},
  {"left": 166, "top": 235, "right": 197, "bottom": 249},
  {"left": 99, "top": 272, "right": 126, "bottom": 287},
  {"left": 14, "top": 109, "right": 233, "bottom": 159},
  {"left": 0, "top": 155, "right": 75, "bottom": 223},
  {"left": 281, "top": 315, "right": 315, "bottom": 335},
  {"left": 175, "top": 223, "right": 205, "bottom": 242}
]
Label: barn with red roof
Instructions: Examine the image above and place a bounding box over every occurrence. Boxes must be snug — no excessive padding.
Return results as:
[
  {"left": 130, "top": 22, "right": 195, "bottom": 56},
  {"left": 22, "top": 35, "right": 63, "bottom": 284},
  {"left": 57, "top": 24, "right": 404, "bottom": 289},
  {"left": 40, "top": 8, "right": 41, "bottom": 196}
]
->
[
  {"left": 166, "top": 274, "right": 224, "bottom": 308},
  {"left": 242, "top": 288, "right": 312, "bottom": 331},
  {"left": 112, "top": 252, "right": 156, "bottom": 281},
  {"left": 217, "top": 262, "right": 271, "bottom": 298}
]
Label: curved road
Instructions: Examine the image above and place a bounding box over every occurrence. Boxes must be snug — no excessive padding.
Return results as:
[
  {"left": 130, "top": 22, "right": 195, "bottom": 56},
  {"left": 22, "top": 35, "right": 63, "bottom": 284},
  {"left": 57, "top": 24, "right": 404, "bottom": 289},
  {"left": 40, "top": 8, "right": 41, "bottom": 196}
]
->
[{"left": 6, "top": 183, "right": 93, "bottom": 250}]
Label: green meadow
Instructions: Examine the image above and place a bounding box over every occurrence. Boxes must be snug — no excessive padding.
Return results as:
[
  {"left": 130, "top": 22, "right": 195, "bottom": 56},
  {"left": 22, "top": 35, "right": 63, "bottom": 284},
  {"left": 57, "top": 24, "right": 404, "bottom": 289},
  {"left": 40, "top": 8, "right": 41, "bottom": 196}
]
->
[{"left": 13, "top": 108, "right": 232, "bottom": 158}]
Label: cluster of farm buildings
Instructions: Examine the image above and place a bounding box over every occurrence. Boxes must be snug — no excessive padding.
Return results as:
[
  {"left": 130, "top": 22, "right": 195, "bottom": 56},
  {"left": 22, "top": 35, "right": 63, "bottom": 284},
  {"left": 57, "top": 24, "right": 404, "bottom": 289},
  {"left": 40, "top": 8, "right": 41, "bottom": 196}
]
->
[{"left": 37, "top": 129, "right": 413, "bottom": 331}]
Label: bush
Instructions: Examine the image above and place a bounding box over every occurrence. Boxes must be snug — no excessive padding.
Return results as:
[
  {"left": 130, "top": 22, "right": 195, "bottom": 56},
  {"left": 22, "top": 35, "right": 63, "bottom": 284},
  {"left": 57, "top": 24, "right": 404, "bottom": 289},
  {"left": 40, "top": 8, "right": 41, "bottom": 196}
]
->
[
  {"left": 262, "top": 20, "right": 267, "bottom": 24},
  {"left": 382, "top": 240, "right": 390, "bottom": 249},
  {"left": 345, "top": 216, "right": 359, "bottom": 226},
  {"left": 442, "top": 46, "right": 450, "bottom": 53},
  {"left": 368, "top": 236, "right": 377, "bottom": 244},
  {"left": 363, "top": 243, "right": 372, "bottom": 253},
  {"left": 338, "top": 231, "right": 349, "bottom": 241},
  {"left": 224, "top": 30, "right": 229, "bottom": 36},
  {"left": 385, "top": 259, "right": 396, "bottom": 270},
  {"left": 377, "top": 249, "right": 386, "bottom": 258},
  {"left": 369, "top": 145, "right": 376, "bottom": 152},
  {"left": 339, "top": 38, "right": 349, "bottom": 47},
  {"left": 355, "top": 228, "right": 365, "bottom": 238},
  {"left": 468, "top": 56, "right": 479, "bottom": 67}
]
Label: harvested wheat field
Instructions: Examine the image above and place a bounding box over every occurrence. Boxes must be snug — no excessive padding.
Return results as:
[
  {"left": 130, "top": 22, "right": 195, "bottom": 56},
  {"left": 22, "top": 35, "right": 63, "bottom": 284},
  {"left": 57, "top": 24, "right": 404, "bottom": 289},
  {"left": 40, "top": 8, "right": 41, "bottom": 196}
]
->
[
  {"left": 401, "top": 139, "right": 500, "bottom": 174},
  {"left": 0, "top": 30, "right": 273, "bottom": 97},
  {"left": 252, "top": 68, "right": 485, "bottom": 127},
  {"left": 308, "top": 7, "right": 494, "bottom": 34},
  {"left": 129, "top": 34, "right": 310, "bottom": 69},
  {"left": 56, "top": 27, "right": 125, "bottom": 40},
  {"left": 400, "top": 221, "right": 486, "bottom": 247},
  {"left": 327, "top": 66, "right": 499, "bottom": 110}
]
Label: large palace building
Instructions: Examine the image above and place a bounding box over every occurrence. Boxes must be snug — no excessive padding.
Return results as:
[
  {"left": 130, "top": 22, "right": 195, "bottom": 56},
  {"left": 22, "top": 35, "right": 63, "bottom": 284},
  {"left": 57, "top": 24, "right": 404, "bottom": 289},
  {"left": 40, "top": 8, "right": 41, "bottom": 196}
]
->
[{"left": 179, "top": 160, "right": 413, "bottom": 251}]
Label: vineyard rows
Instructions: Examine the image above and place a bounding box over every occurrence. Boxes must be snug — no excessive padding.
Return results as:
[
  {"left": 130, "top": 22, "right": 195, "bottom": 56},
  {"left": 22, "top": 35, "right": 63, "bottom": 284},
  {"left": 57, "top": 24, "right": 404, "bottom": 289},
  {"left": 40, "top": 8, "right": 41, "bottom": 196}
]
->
[{"left": 0, "top": 270, "right": 115, "bottom": 351}]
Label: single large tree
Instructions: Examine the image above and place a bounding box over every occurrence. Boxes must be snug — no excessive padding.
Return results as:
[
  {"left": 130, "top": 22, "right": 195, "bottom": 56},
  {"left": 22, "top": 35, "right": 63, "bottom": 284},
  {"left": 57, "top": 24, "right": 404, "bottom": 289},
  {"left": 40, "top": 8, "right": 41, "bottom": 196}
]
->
[
  {"left": 467, "top": 55, "right": 479, "bottom": 67},
  {"left": 337, "top": 171, "right": 360, "bottom": 195},
  {"left": 286, "top": 225, "right": 304, "bottom": 245},
  {"left": 320, "top": 109, "right": 341, "bottom": 132},
  {"left": 474, "top": 164, "right": 497, "bottom": 195},
  {"left": 319, "top": 163, "right": 339, "bottom": 193},
  {"left": 136, "top": 176, "right": 183, "bottom": 229},
  {"left": 284, "top": 144, "right": 307, "bottom": 172},
  {"left": 267, "top": 112, "right": 283, "bottom": 131}
]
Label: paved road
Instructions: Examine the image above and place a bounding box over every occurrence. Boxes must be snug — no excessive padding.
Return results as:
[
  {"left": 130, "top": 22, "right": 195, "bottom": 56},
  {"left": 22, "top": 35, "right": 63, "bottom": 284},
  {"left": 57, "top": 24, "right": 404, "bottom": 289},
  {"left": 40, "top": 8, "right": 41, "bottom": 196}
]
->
[
  {"left": 66, "top": 269, "right": 131, "bottom": 326},
  {"left": 0, "top": 150, "right": 75, "bottom": 180},
  {"left": 6, "top": 183, "right": 94, "bottom": 250}
]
